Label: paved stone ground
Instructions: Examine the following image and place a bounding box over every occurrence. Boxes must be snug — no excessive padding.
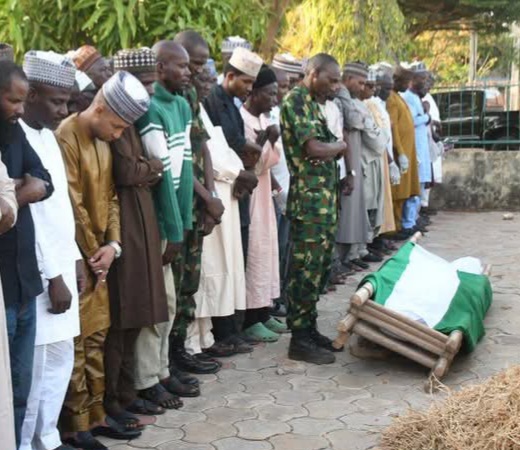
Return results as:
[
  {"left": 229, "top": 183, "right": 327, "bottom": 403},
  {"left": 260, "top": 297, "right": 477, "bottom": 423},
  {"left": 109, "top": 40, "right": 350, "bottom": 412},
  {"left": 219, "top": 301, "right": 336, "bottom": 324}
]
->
[{"left": 100, "top": 211, "right": 520, "bottom": 450}]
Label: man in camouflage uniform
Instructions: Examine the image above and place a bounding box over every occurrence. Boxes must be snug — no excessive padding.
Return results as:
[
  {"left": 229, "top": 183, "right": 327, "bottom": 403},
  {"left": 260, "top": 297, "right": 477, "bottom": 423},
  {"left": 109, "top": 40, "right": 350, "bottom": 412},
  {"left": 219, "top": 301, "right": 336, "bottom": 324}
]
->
[
  {"left": 168, "top": 31, "right": 225, "bottom": 377},
  {"left": 281, "top": 53, "right": 347, "bottom": 365}
]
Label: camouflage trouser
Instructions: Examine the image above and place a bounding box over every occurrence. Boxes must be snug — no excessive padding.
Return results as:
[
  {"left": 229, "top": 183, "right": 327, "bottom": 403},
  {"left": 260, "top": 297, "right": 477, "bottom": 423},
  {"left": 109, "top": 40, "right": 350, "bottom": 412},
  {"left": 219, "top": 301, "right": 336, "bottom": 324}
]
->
[
  {"left": 170, "top": 226, "right": 203, "bottom": 344},
  {"left": 286, "top": 220, "right": 335, "bottom": 331}
]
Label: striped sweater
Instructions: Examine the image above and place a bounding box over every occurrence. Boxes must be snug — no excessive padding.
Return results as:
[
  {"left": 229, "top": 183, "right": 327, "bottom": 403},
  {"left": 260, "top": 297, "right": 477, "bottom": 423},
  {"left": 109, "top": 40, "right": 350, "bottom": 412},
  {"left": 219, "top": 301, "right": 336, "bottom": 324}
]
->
[{"left": 136, "top": 82, "right": 193, "bottom": 243}]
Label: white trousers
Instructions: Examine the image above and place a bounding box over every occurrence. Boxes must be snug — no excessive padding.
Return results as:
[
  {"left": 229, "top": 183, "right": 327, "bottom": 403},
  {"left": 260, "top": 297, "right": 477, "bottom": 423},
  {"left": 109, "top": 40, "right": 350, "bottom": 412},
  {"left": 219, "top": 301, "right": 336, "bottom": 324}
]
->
[
  {"left": 185, "top": 318, "right": 215, "bottom": 355},
  {"left": 20, "top": 339, "right": 74, "bottom": 450},
  {"left": 134, "top": 249, "right": 176, "bottom": 390}
]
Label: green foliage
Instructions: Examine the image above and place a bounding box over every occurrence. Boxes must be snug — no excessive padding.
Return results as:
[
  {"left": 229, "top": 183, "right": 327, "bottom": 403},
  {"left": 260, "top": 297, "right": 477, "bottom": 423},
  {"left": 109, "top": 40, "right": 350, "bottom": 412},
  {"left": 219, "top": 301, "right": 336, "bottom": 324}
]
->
[
  {"left": 0, "top": 0, "right": 272, "bottom": 60},
  {"left": 398, "top": 0, "right": 520, "bottom": 36},
  {"left": 414, "top": 29, "right": 519, "bottom": 83},
  {"left": 279, "top": 0, "right": 411, "bottom": 65}
]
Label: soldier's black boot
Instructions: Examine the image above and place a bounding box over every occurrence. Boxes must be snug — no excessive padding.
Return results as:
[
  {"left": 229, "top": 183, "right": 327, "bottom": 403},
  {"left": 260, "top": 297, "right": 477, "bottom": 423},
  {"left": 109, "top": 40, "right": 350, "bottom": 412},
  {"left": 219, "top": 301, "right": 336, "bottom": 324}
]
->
[
  {"left": 309, "top": 322, "right": 344, "bottom": 353},
  {"left": 288, "top": 330, "right": 336, "bottom": 365}
]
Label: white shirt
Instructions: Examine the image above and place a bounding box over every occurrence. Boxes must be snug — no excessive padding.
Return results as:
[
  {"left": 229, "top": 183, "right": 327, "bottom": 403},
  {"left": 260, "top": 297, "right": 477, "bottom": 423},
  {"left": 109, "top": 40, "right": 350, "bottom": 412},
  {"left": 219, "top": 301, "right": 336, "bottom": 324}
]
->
[
  {"left": 21, "top": 120, "right": 81, "bottom": 344},
  {"left": 423, "top": 93, "right": 440, "bottom": 123},
  {"left": 269, "top": 106, "right": 291, "bottom": 213}
]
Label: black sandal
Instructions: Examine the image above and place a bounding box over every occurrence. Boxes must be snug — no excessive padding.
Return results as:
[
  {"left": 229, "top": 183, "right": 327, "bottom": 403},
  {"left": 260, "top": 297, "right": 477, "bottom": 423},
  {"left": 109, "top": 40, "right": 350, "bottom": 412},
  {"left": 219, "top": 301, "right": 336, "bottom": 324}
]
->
[
  {"left": 91, "top": 415, "right": 142, "bottom": 440},
  {"left": 127, "top": 398, "right": 165, "bottom": 416},
  {"left": 63, "top": 431, "right": 107, "bottom": 450},
  {"left": 109, "top": 410, "right": 145, "bottom": 431},
  {"left": 139, "top": 383, "right": 183, "bottom": 409}
]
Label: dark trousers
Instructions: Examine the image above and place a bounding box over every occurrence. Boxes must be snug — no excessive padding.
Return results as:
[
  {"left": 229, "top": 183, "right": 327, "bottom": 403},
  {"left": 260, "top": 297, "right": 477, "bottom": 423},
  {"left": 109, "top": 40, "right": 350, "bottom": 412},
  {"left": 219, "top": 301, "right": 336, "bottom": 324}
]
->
[
  {"left": 170, "top": 228, "right": 203, "bottom": 352},
  {"left": 243, "top": 307, "right": 270, "bottom": 329},
  {"left": 5, "top": 298, "right": 36, "bottom": 447},
  {"left": 103, "top": 327, "right": 140, "bottom": 417},
  {"left": 212, "top": 315, "right": 238, "bottom": 342},
  {"left": 274, "top": 202, "right": 292, "bottom": 305}
]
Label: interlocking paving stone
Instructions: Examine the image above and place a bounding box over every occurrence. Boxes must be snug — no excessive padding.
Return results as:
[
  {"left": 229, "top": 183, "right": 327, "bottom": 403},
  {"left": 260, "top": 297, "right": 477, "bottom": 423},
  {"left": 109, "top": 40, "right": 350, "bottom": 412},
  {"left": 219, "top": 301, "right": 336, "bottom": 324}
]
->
[
  {"left": 305, "top": 399, "right": 360, "bottom": 419},
  {"left": 155, "top": 410, "right": 206, "bottom": 429},
  {"left": 235, "top": 419, "right": 290, "bottom": 440},
  {"left": 224, "top": 392, "right": 274, "bottom": 409},
  {"left": 287, "top": 417, "right": 344, "bottom": 436},
  {"left": 213, "top": 437, "right": 273, "bottom": 450},
  {"left": 158, "top": 442, "right": 215, "bottom": 450},
  {"left": 204, "top": 406, "right": 257, "bottom": 425},
  {"left": 268, "top": 433, "right": 330, "bottom": 450},
  {"left": 129, "top": 425, "right": 184, "bottom": 448},
  {"left": 325, "top": 429, "right": 379, "bottom": 450},
  {"left": 272, "top": 389, "right": 323, "bottom": 406},
  {"left": 256, "top": 403, "right": 308, "bottom": 421},
  {"left": 182, "top": 421, "right": 236, "bottom": 444}
]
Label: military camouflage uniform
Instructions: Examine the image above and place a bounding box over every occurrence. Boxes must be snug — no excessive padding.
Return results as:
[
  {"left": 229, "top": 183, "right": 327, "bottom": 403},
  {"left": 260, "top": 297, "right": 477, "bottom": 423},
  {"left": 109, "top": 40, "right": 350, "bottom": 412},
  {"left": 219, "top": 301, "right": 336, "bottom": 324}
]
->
[
  {"left": 170, "top": 86, "right": 208, "bottom": 345},
  {"left": 280, "top": 85, "right": 339, "bottom": 331}
]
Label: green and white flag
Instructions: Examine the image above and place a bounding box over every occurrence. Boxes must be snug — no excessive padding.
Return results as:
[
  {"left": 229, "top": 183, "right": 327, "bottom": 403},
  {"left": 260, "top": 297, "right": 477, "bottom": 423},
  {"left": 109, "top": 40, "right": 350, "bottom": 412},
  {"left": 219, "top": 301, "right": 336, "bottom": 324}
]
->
[{"left": 362, "top": 242, "right": 493, "bottom": 352}]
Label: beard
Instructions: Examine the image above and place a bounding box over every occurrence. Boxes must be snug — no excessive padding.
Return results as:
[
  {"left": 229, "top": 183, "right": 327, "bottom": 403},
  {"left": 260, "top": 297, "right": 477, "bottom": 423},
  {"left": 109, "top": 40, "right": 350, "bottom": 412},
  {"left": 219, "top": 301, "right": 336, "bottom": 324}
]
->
[{"left": 0, "top": 117, "right": 17, "bottom": 146}]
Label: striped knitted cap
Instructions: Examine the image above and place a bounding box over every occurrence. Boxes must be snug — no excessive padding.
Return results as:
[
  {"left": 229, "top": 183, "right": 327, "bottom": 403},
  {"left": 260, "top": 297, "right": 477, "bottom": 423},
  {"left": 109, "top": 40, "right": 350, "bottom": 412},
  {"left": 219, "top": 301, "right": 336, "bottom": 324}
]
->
[
  {"left": 102, "top": 71, "right": 150, "bottom": 124},
  {"left": 343, "top": 61, "right": 369, "bottom": 78},
  {"left": 272, "top": 53, "right": 304, "bottom": 75}
]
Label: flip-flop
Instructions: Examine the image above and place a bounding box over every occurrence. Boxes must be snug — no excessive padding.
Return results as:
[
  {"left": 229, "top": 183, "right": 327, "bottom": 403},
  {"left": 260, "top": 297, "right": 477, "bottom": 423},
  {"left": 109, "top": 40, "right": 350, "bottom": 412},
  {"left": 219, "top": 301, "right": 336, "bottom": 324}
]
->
[
  {"left": 109, "top": 410, "right": 145, "bottom": 432},
  {"left": 63, "top": 431, "right": 107, "bottom": 450},
  {"left": 243, "top": 322, "right": 279, "bottom": 342},
  {"left": 139, "top": 383, "right": 183, "bottom": 410},
  {"left": 91, "top": 416, "right": 142, "bottom": 440},
  {"left": 264, "top": 317, "right": 289, "bottom": 334},
  {"left": 127, "top": 398, "right": 165, "bottom": 416}
]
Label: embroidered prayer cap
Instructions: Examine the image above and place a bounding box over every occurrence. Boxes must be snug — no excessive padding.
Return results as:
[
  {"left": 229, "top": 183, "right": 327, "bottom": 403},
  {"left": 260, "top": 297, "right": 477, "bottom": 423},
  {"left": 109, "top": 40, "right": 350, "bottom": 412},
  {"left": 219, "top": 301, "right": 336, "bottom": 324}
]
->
[
  {"left": 102, "top": 71, "right": 150, "bottom": 124},
  {"left": 221, "top": 36, "right": 252, "bottom": 53},
  {"left": 0, "top": 43, "right": 14, "bottom": 62},
  {"left": 343, "top": 61, "right": 369, "bottom": 78},
  {"left": 113, "top": 48, "right": 156, "bottom": 74},
  {"left": 272, "top": 53, "right": 304, "bottom": 75},
  {"left": 410, "top": 61, "right": 428, "bottom": 73},
  {"left": 206, "top": 59, "right": 218, "bottom": 78},
  {"left": 229, "top": 47, "right": 263, "bottom": 78},
  {"left": 253, "top": 64, "right": 277, "bottom": 90},
  {"left": 23, "top": 51, "right": 76, "bottom": 89},
  {"left": 367, "top": 68, "right": 378, "bottom": 83},
  {"left": 75, "top": 70, "right": 96, "bottom": 92},
  {"left": 72, "top": 45, "right": 102, "bottom": 72}
]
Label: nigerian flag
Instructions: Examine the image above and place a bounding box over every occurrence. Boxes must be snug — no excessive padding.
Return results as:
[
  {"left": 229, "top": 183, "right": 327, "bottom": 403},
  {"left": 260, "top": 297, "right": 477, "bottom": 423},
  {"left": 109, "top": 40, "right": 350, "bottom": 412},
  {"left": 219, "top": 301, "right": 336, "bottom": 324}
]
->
[{"left": 361, "top": 242, "right": 493, "bottom": 352}]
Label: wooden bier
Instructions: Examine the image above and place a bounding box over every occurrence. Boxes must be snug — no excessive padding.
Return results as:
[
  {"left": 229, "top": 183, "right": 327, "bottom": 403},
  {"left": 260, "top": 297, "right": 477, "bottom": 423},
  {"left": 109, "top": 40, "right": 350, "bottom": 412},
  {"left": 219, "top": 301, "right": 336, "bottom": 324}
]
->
[{"left": 333, "top": 233, "right": 490, "bottom": 390}]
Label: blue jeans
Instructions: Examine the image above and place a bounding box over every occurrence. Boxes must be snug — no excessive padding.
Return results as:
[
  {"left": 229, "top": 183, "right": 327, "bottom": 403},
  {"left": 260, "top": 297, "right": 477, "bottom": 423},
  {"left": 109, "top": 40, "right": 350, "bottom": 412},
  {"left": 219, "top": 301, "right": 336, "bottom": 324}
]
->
[
  {"left": 5, "top": 298, "right": 36, "bottom": 448},
  {"left": 402, "top": 196, "right": 420, "bottom": 230}
]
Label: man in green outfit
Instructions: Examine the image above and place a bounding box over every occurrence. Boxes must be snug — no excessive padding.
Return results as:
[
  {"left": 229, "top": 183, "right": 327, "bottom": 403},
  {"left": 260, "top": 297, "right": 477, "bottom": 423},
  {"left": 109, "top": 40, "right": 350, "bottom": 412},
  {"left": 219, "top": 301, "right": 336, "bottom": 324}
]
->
[
  {"left": 280, "top": 53, "right": 346, "bottom": 365},
  {"left": 133, "top": 41, "right": 214, "bottom": 410},
  {"left": 169, "top": 30, "right": 228, "bottom": 370}
]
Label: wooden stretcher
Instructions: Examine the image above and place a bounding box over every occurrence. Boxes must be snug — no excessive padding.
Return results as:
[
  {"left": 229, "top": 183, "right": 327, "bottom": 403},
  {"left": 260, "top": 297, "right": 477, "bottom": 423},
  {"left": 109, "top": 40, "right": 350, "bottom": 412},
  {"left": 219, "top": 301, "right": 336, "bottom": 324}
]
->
[{"left": 333, "top": 232, "right": 491, "bottom": 391}]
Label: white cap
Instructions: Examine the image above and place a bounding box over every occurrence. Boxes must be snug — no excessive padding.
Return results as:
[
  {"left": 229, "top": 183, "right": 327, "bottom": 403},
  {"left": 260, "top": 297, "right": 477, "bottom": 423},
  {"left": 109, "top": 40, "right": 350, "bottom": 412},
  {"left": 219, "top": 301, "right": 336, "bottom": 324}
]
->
[{"left": 229, "top": 47, "right": 263, "bottom": 78}]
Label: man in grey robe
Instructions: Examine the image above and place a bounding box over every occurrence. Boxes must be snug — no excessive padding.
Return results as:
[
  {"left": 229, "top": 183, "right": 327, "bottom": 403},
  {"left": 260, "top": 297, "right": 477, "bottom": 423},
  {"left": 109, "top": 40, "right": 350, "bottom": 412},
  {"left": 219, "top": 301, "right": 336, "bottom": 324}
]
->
[{"left": 335, "top": 62, "right": 385, "bottom": 271}]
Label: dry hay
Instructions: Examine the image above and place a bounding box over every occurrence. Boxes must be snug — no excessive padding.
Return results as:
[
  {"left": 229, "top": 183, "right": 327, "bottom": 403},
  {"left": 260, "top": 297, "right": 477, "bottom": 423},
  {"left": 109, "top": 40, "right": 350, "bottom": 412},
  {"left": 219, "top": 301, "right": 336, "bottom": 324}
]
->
[{"left": 380, "top": 365, "right": 520, "bottom": 450}]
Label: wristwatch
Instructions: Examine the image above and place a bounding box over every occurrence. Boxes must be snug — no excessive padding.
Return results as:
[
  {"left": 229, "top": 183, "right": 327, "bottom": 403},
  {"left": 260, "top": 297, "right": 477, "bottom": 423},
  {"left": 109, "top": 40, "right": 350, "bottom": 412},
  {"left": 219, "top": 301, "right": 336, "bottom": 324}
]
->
[
  {"left": 108, "top": 241, "right": 122, "bottom": 259},
  {"left": 210, "top": 191, "right": 219, "bottom": 199},
  {"left": 347, "top": 170, "right": 356, "bottom": 177}
]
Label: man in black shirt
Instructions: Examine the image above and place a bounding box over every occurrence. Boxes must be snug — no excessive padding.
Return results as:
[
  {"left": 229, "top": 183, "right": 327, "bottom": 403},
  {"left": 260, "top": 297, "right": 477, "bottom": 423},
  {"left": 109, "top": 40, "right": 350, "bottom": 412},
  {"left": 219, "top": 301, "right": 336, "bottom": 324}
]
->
[{"left": 0, "top": 60, "right": 53, "bottom": 446}]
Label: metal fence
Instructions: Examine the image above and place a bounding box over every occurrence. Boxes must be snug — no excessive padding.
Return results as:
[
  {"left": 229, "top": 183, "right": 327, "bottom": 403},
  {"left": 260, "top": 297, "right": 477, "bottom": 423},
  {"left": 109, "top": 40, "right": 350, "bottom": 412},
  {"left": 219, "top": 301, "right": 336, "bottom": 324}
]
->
[{"left": 431, "top": 82, "right": 520, "bottom": 150}]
